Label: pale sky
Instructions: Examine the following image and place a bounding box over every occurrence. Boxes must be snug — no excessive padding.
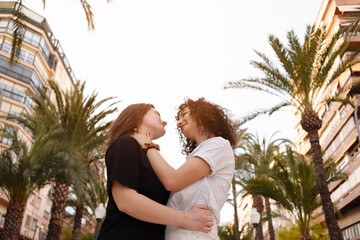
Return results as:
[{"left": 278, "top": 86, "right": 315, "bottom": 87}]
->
[{"left": 13, "top": 0, "right": 322, "bottom": 224}]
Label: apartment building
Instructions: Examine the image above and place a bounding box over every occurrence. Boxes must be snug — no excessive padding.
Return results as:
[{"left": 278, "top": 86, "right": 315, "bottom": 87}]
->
[
  {"left": 237, "top": 192, "right": 253, "bottom": 238},
  {"left": 236, "top": 192, "right": 293, "bottom": 239},
  {"left": 0, "top": 2, "right": 76, "bottom": 239},
  {"left": 294, "top": 0, "right": 360, "bottom": 239}
]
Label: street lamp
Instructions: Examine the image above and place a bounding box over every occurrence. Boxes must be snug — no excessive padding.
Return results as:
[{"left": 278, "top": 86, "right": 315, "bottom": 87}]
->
[
  {"left": 250, "top": 208, "right": 260, "bottom": 240},
  {"left": 94, "top": 203, "right": 106, "bottom": 240}
]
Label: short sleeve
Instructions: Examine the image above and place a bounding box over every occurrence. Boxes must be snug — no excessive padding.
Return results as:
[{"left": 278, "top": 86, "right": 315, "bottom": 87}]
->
[
  {"left": 192, "top": 138, "right": 234, "bottom": 175},
  {"left": 105, "top": 136, "right": 141, "bottom": 192}
]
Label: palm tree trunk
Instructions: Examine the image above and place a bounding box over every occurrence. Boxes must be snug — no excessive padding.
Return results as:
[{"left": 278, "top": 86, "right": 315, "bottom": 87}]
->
[
  {"left": 301, "top": 109, "right": 343, "bottom": 240},
  {"left": 46, "top": 183, "right": 70, "bottom": 240},
  {"left": 301, "top": 228, "right": 312, "bottom": 240},
  {"left": 252, "top": 195, "right": 264, "bottom": 240},
  {"left": 264, "top": 197, "right": 275, "bottom": 240},
  {"left": 1, "top": 201, "right": 26, "bottom": 240},
  {"left": 307, "top": 130, "right": 343, "bottom": 240},
  {"left": 232, "top": 177, "right": 240, "bottom": 240},
  {"left": 71, "top": 199, "right": 85, "bottom": 240}
]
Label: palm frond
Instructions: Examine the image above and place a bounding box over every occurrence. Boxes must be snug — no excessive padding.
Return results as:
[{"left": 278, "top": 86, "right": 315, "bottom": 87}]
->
[
  {"left": 10, "top": 0, "right": 26, "bottom": 64},
  {"left": 326, "top": 96, "right": 354, "bottom": 108},
  {"left": 238, "top": 101, "right": 291, "bottom": 125},
  {"left": 80, "top": 0, "right": 95, "bottom": 30}
]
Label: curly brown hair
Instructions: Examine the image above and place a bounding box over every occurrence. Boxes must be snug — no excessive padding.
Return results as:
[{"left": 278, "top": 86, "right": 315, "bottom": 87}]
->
[
  {"left": 106, "top": 103, "right": 154, "bottom": 147},
  {"left": 176, "top": 97, "right": 237, "bottom": 155}
]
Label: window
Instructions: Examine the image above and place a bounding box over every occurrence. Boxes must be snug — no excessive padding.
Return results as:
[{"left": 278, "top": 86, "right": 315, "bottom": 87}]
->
[
  {"left": 23, "top": 29, "right": 41, "bottom": 47},
  {"left": 29, "top": 195, "right": 35, "bottom": 204},
  {"left": 0, "top": 83, "right": 13, "bottom": 98},
  {"left": 6, "top": 21, "right": 15, "bottom": 35},
  {"left": 39, "top": 38, "right": 50, "bottom": 61},
  {"left": 31, "top": 218, "right": 37, "bottom": 230},
  {"left": 2, "top": 41, "right": 11, "bottom": 54},
  {"left": 0, "top": 41, "right": 34, "bottom": 64},
  {"left": 25, "top": 96, "right": 33, "bottom": 110},
  {"left": 342, "top": 221, "right": 360, "bottom": 239},
  {"left": 0, "top": 19, "right": 9, "bottom": 32},
  {"left": 19, "top": 50, "right": 35, "bottom": 64},
  {"left": 0, "top": 55, "right": 44, "bottom": 94},
  {"left": 25, "top": 215, "right": 31, "bottom": 227},
  {"left": 12, "top": 88, "right": 25, "bottom": 102},
  {"left": 35, "top": 196, "right": 41, "bottom": 208},
  {"left": 43, "top": 210, "right": 50, "bottom": 220},
  {"left": 1, "top": 19, "right": 52, "bottom": 67},
  {"left": 7, "top": 110, "right": 30, "bottom": 133},
  {"left": 2, "top": 136, "right": 13, "bottom": 146}
]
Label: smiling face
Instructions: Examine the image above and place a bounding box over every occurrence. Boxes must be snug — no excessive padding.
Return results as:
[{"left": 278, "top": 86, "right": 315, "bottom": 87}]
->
[
  {"left": 177, "top": 107, "right": 199, "bottom": 140},
  {"left": 139, "top": 108, "right": 167, "bottom": 140}
]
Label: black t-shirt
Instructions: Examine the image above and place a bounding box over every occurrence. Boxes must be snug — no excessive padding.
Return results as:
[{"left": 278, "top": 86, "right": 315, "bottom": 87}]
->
[{"left": 98, "top": 135, "right": 170, "bottom": 240}]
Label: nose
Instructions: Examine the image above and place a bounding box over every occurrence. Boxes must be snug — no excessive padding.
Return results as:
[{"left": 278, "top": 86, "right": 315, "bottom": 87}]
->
[
  {"left": 162, "top": 120, "right": 167, "bottom": 126},
  {"left": 177, "top": 119, "right": 183, "bottom": 128}
]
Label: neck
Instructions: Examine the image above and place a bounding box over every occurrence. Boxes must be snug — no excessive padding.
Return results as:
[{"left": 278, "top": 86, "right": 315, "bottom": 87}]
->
[
  {"left": 194, "top": 132, "right": 215, "bottom": 145},
  {"left": 137, "top": 126, "right": 154, "bottom": 141}
]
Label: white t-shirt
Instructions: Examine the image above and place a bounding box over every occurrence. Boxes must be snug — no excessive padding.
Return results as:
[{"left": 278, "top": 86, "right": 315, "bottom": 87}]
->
[{"left": 165, "top": 137, "right": 235, "bottom": 240}]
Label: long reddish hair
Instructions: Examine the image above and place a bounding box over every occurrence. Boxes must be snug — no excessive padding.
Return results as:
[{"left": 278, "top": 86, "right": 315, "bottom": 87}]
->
[{"left": 106, "top": 103, "right": 154, "bottom": 147}]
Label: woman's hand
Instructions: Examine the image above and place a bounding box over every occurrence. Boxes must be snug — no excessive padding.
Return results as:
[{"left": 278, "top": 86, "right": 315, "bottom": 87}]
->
[
  {"left": 132, "top": 132, "right": 152, "bottom": 146},
  {"left": 184, "top": 205, "right": 214, "bottom": 233}
]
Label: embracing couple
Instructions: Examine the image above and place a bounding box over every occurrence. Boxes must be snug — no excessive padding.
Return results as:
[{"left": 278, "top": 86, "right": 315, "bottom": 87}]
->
[{"left": 97, "top": 97, "right": 237, "bottom": 240}]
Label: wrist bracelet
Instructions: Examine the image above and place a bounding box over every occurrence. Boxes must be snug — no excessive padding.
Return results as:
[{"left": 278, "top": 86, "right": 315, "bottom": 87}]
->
[
  {"left": 183, "top": 211, "right": 186, "bottom": 228},
  {"left": 142, "top": 142, "right": 160, "bottom": 152}
]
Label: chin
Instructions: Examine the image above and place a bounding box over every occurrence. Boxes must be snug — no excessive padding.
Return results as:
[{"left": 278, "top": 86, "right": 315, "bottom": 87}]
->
[{"left": 152, "top": 130, "right": 166, "bottom": 140}]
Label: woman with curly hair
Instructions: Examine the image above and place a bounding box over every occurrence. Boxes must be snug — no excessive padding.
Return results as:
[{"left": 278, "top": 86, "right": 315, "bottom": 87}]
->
[{"left": 134, "top": 97, "right": 237, "bottom": 240}]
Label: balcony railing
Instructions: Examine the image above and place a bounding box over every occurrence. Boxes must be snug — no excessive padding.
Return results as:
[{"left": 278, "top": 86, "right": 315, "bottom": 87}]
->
[{"left": 331, "top": 156, "right": 360, "bottom": 203}]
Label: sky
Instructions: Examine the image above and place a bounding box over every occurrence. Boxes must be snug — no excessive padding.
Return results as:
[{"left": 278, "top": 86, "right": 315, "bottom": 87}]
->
[{"left": 11, "top": 0, "right": 323, "bottom": 224}]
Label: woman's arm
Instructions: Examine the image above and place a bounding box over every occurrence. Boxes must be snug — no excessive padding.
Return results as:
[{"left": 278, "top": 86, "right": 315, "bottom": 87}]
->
[
  {"left": 133, "top": 133, "right": 211, "bottom": 191},
  {"left": 146, "top": 149, "right": 210, "bottom": 191},
  {"left": 112, "top": 180, "right": 213, "bottom": 232}
]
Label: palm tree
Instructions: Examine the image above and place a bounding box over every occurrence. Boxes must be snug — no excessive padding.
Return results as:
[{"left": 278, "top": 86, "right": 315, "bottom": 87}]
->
[
  {"left": 228, "top": 176, "right": 241, "bottom": 240},
  {"left": 225, "top": 25, "right": 360, "bottom": 239},
  {"left": 14, "top": 80, "right": 117, "bottom": 240},
  {"left": 71, "top": 154, "right": 107, "bottom": 240},
  {"left": 9, "top": 0, "right": 112, "bottom": 63},
  {"left": 228, "top": 129, "right": 248, "bottom": 240},
  {"left": 238, "top": 132, "right": 289, "bottom": 240},
  {"left": 0, "top": 124, "right": 66, "bottom": 240},
  {"left": 244, "top": 147, "right": 346, "bottom": 240},
  {"left": 218, "top": 222, "right": 252, "bottom": 240},
  {"left": 67, "top": 171, "right": 108, "bottom": 240},
  {"left": 46, "top": 81, "right": 116, "bottom": 240}
]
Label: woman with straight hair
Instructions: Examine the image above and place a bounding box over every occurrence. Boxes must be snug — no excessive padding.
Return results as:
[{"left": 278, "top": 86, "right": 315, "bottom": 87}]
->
[
  {"left": 134, "top": 98, "right": 237, "bottom": 240},
  {"left": 98, "top": 103, "right": 213, "bottom": 240}
]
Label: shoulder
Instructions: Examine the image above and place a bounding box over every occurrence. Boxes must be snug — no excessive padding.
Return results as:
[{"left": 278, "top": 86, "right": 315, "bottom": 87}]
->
[
  {"left": 111, "top": 135, "right": 138, "bottom": 148},
  {"left": 201, "top": 137, "right": 232, "bottom": 150},
  {"left": 107, "top": 135, "right": 140, "bottom": 155}
]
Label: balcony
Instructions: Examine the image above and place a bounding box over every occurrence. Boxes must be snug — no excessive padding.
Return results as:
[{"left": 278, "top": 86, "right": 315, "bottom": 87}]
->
[{"left": 331, "top": 153, "right": 360, "bottom": 208}]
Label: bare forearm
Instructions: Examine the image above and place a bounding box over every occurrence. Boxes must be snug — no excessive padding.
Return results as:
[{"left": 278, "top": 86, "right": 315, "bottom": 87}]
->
[
  {"left": 112, "top": 181, "right": 214, "bottom": 233},
  {"left": 146, "top": 149, "right": 211, "bottom": 191},
  {"left": 113, "top": 183, "right": 183, "bottom": 226},
  {"left": 146, "top": 149, "right": 179, "bottom": 190}
]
